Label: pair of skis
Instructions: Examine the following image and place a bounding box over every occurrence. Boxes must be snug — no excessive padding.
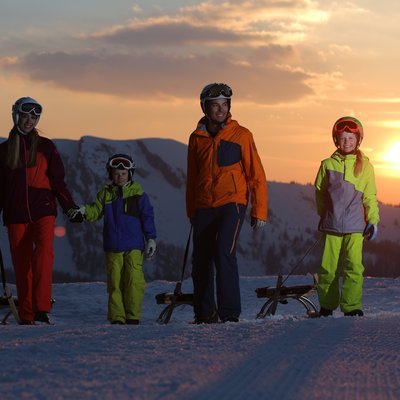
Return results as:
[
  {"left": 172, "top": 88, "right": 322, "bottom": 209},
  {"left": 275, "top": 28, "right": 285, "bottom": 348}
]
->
[{"left": 0, "top": 247, "right": 20, "bottom": 324}]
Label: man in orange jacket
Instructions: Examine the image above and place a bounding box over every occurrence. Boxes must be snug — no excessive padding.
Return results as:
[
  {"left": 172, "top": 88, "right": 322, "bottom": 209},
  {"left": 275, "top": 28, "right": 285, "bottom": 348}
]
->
[{"left": 186, "top": 83, "right": 268, "bottom": 323}]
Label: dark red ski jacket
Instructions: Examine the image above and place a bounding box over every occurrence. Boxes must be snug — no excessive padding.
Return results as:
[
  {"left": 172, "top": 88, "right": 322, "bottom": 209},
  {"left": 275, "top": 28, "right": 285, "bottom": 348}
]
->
[{"left": 0, "top": 130, "right": 76, "bottom": 225}]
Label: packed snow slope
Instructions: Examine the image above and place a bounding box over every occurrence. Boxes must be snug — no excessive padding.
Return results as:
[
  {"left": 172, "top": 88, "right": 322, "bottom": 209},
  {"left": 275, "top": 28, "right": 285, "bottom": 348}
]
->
[{"left": 1, "top": 275, "right": 399, "bottom": 400}]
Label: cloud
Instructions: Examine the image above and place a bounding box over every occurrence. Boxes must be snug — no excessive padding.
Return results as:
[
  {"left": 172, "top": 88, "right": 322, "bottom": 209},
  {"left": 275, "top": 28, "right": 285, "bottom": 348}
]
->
[
  {"left": 0, "top": 56, "right": 18, "bottom": 67},
  {"left": 89, "top": 0, "right": 329, "bottom": 48},
  {"left": 89, "top": 20, "right": 274, "bottom": 47},
  {"left": 4, "top": 49, "right": 313, "bottom": 103},
  {"left": 1, "top": 1, "right": 331, "bottom": 103}
]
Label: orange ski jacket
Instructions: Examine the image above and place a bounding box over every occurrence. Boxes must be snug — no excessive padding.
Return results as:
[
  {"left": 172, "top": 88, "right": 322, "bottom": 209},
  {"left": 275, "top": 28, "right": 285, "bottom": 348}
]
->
[{"left": 186, "top": 116, "right": 268, "bottom": 221}]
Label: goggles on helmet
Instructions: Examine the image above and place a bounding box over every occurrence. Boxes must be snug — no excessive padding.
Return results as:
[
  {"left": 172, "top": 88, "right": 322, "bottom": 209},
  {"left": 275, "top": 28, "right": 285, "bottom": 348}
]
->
[
  {"left": 18, "top": 103, "right": 43, "bottom": 117},
  {"left": 333, "top": 119, "right": 361, "bottom": 135},
  {"left": 202, "top": 83, "right": 232, "bottom": 100},
  {"left": 109, "top": 156, "right": 135, "bottom": 170}
]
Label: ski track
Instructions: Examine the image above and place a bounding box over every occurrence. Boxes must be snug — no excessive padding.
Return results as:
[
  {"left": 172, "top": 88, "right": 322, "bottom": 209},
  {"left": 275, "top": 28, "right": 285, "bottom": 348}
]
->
[{"left": 1, "top": 278, "right": 400, "bottom": 399}]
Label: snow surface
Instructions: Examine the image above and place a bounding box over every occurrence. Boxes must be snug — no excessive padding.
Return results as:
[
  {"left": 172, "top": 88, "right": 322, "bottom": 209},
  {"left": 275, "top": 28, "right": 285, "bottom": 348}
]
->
[{"left": 1, "top": 275, "right": 400, "bottom": 400}]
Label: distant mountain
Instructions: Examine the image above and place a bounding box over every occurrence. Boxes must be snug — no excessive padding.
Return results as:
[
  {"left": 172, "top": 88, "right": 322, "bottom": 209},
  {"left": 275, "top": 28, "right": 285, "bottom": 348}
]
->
[{"left": 1, "top": 136, "right": 399, "bottom": 282}]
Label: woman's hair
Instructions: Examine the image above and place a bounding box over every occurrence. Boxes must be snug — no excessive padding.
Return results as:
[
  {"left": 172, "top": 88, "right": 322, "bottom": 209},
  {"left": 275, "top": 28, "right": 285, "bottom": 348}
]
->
[
  {"left": 5, "top": 127, "right": 39, "bottom": 169},
  {"left": 354, "top": 149, "right": 363, "bottom": 177}
]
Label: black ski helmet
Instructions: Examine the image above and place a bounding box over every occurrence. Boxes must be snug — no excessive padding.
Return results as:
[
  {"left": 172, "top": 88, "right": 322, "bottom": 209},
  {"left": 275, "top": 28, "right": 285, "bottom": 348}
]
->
[{"left": 106, "top": 153, "right": 136, "bottom": 180}]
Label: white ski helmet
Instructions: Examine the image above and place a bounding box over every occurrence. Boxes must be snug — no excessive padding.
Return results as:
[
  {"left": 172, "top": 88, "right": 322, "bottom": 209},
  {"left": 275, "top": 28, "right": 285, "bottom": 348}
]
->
[
  {"left": 12, "top": 97, "right": 43, "bottom": 126},
  {"left": 200, "top": 83, "right": 232, "bottom": 113}
]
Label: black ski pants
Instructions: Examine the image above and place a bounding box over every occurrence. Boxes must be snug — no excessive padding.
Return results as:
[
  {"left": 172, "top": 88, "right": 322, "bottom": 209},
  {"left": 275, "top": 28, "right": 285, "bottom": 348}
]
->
[{"left": 192, "top": 202, "right": 246, "bottom": 321}]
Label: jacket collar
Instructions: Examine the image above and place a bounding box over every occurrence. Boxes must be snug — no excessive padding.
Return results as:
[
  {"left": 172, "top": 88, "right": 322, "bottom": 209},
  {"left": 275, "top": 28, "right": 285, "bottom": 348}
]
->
[
  {"left": 331, "top": 149, "right": 368, "bottom": 162},
  {"left": 195, "top": 114, "right": 233, "bottom": 136}
]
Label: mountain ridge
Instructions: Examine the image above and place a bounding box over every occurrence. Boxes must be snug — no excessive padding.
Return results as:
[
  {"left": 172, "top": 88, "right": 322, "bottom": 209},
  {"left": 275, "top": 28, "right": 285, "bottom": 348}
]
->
[{"left": 1, "top": 136, "right": 399, "bottom": 281}]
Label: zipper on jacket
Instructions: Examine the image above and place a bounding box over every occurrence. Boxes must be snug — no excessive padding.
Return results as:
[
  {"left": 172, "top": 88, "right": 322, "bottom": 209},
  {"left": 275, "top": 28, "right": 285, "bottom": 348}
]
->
[
  {"left": 211, "top": 139, "right": 216, "bottom": 204},
  {"left": 22, "top": 137, "right": 33, "bottom": 223}
]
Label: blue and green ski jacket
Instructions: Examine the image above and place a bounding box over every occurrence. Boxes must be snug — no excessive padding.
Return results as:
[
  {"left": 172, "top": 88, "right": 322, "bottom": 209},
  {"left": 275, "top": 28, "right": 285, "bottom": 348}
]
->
[{"left": 84, "top": 181, "right": 156, "bottom": 252}]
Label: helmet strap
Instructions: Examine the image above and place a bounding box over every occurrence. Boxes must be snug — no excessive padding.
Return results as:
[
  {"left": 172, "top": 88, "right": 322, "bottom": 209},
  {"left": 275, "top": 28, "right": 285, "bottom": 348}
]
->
[{"left": 17, "top": 126, "right": 27, "bottom": 135}]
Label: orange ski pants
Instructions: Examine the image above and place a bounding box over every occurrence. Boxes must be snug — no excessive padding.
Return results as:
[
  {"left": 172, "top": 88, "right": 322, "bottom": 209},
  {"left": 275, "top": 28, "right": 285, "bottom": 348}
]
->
[{"left": 7, "top": 216, "right": 55, "bottom": 321}]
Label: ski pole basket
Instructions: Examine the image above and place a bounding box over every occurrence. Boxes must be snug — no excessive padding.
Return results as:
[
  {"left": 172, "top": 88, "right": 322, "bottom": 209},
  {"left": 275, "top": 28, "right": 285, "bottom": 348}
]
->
[
  {"left": 255, "top": 274, "right": 318, "bottom": 319},
  {"left": 155, "top": 226, "right": 194, "bottom": 324}
]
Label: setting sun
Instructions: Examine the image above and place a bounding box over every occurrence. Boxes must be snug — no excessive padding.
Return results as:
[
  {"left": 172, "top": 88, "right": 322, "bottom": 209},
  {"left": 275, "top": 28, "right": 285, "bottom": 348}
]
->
[{"left": 382, "top": 141, "right": 400, "bottom": 172}]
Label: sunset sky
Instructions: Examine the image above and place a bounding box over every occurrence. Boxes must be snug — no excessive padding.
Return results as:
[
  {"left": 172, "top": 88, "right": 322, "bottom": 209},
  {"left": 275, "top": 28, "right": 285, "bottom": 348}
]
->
[{"left": 1, "top": 0, "right": 400, "bottom": 204}]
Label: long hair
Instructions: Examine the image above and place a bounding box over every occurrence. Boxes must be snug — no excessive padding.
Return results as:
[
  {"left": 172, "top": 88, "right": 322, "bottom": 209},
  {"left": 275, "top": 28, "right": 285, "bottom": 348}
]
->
[
  {"left": 4, "top": 127, "right": 40, "bottom": 169},
  {"left": 354, "top": 149, "right": 363, "bottom": 177}
]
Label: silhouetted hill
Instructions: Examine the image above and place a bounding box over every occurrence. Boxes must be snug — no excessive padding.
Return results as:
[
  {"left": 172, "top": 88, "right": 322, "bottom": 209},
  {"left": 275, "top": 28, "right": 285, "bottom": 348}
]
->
[{"left": 1, "top": 136, "right": 399, "bottom": 281}]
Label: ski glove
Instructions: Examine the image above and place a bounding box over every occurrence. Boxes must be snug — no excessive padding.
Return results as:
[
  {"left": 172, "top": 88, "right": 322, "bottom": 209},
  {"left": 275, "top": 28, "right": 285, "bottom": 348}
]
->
[
  {"left": 363, "top": 223, "right": 378, "bottom": 241},
  {"left": 67, "top": 205, "right": 85, "bottom": 223},
  {"left": 251, "top": 217, "right": 266, "bottom": 231},
  {"left": 145, "top": 238, "right": 157, "bottom": 259}
]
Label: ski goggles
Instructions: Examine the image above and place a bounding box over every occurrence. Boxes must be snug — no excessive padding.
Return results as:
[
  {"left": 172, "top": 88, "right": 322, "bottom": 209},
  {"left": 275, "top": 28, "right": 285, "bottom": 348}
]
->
[
  {"left": 18, "top": 103, "right": 43, "bottom": 116},
  {"left": 109, "top": 157, "right": 135, "bottom": 170},
  {"left": 333, "top": 119, "right": 361, "bottom": 134},
  {"left": 204, "top": 83, "right": 232, "bottom": 99}
]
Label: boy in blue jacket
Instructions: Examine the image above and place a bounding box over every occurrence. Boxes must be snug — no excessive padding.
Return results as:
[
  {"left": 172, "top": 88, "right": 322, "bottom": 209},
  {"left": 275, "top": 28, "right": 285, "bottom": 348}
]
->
[{"left": 69, "top": 154, "right": 156, "bottom": 324}]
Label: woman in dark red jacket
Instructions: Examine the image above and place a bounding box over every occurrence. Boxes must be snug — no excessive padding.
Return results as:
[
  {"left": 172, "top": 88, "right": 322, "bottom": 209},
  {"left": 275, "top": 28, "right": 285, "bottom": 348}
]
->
[{"left": 0, "top": 97, "right": 78, "bottom": 324}]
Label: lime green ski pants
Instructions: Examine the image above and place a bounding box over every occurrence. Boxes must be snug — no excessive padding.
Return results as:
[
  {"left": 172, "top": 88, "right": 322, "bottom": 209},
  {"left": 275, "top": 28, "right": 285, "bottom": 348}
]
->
[
  {"left": 318, "top": 233, "right": 365, "bottom": 314},
  {"left": 105, "top": 250, "right": 146, "bottom": 322}
]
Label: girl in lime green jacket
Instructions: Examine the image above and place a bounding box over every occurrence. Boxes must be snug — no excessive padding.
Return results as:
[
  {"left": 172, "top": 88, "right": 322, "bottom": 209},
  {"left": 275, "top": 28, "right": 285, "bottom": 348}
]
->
[{"left": 315, "top": 116, "right": 379, "bottom": 317}]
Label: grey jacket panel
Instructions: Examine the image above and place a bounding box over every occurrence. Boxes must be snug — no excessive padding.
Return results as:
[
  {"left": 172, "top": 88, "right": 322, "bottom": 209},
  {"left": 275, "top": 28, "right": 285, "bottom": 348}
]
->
[{"left": 319, "top": 169, "right": 365, "bottom": 233}]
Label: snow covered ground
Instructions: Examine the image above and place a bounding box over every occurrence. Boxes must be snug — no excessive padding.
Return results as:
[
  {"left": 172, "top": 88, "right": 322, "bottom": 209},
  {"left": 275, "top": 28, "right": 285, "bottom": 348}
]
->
[{"left": 1, "top": 275, "right": 400, "bottom": 400}]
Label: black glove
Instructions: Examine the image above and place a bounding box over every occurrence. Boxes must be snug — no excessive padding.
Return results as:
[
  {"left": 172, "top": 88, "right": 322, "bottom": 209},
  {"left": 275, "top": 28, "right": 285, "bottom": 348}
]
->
[
  {"left": 363, "top": 223, "right": 378, "bottom": 241},
  {"left": 251, "top": 217, "right": 266, "bottom": 230},
  {"left": 67, "top": 206, "right": 85, "bottom": 223}
]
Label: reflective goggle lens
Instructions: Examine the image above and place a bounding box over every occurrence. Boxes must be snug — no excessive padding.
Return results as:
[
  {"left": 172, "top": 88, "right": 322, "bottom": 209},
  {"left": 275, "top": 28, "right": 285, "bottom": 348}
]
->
[
  {"left": 19, "top": 103, "right": 42, "bottom": 116},
  {"left": 109, "top": 157, "right": 133, "bottom": 169},
  {"left": 334, "top": 119, "right": 360, "bottom": 134},
  {"left": 205, "top": 84, "right": 232, "bottom": 98}
]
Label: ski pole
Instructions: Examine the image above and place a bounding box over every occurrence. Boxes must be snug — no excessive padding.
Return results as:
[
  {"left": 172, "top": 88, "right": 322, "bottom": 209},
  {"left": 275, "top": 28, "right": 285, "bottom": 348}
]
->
[
  {"left": 0, "top": 246, "right": 20, "bottom": 324},
  {"left": 0, "top": 247, "right": 8, "bottom": 295},
  {"left": 280, "top": 236, "right": 321, "bottom": 286},
  {"left": 174, "top": 224, "right": 193, "bottom": 296}
]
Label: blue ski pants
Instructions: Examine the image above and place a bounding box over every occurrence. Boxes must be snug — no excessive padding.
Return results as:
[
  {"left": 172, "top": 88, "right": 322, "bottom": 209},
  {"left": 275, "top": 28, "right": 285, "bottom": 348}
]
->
[{"left": 192, "top": 203, "right": 246, "bottom": 320}]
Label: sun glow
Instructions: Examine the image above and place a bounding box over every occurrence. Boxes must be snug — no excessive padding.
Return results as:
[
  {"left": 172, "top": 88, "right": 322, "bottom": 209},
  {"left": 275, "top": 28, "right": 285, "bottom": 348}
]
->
[
  {"left": 54, "top": 225, "right": 66, "bottom": 238},
  {"left": 380, "top": 141, "right": 400, "bottom": 176}
]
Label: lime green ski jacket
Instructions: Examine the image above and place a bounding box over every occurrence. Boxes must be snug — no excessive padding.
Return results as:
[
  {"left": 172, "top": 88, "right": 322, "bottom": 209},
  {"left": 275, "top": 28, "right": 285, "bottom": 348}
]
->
[{"left": 315, "top": 150, "right": 379, "bottom": 234}]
